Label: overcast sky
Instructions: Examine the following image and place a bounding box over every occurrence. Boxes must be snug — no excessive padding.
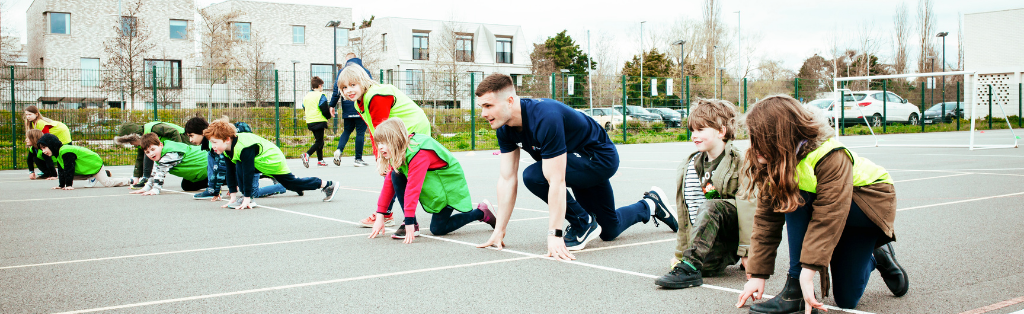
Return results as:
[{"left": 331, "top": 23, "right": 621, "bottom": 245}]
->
[{"left": 6, "top": 0, "right": 1020, "bottom": 72}]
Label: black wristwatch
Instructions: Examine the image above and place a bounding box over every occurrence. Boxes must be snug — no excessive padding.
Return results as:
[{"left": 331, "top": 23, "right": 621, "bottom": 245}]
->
[{"left": 548, "top": 229, "right": 563, "bottom": 237}]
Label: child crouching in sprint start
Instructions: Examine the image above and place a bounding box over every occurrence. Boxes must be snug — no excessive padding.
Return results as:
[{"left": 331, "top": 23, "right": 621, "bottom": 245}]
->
[
  {"left": 655, "top": 99, "right": 756, "bottom": 289},
  {"left": 736, "top": 95, "right": 908, "bottom": 314},
  {"left": 130, "top": 133, "right": 209, "bottom": 195},
  {"left": 367, "top": 118, "right": 497, "bottom": 244},
  {"left": 36, "top": 134, "right": 133, "bottom": 189},
  {"left": 204, "top": 118, "right": 339, "bottom": 209}
]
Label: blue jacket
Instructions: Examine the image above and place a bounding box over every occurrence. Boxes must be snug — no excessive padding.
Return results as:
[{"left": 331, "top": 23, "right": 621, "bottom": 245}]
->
[{"left": 330, "top": 58, "right": 373, "bottom": 119}]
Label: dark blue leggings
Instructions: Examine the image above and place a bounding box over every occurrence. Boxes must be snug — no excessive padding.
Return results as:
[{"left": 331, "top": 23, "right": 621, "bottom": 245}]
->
[
  {"left": 391, "top": 170, "right": 483, "bottom": 234},
  {"left": 521, "top": 149, "right": 649, "bottom": 241},
  {"left": 336, "top": 118, "right": 367, "bottom": 160},
  {"left": 785, "top": 191, "right": 882, "bottom": 309}
]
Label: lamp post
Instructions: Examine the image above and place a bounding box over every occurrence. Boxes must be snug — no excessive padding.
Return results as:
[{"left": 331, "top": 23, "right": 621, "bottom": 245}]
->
[
  {"left": 672, "top": 40, "right": 686, "bottom": 105},
  {"left": 718, "top": 67, "right": 726, "bottom": 99},
  {"left": 713, "top": 45, "right": 718, "bottom": 97},
  {"left": 588, "top": 30, "right": 593, "bottom": 111},
  {"left": 640, "top": 21, "right": 646, "bottom": 108},
  {"left": 937, "top": 31, "right": 949, "bottom": 115},
  {"left": 735, "top": 11, "right": 741, "bottom": 102},
  {"left": 291, "top": 60, "right": 299, "bottom": 136},
  {"left": 928, "top": 56, "right": 935, "bottom": 110},
  {"left": 326, "top": 20, "right": 341, "bottom": 131}
]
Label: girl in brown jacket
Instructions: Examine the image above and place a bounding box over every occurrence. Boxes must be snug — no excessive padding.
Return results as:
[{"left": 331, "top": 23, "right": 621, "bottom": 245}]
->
[{"left": 736, "top": 96, "right": 908, "bottom": 313}]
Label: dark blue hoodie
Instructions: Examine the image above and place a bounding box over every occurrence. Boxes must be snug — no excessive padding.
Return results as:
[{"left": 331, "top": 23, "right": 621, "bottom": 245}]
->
[{"left": 330, "top": 58, "right": 373, "bottom": 119}]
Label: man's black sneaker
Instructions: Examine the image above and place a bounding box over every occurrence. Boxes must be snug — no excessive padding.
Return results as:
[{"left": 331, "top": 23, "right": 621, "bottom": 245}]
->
[
  {"left": 645, "top": 186, "right": 678, "bottom": 232},
  {"left": 322, "top": 181, "right": 338, "bottom": 202},
  {"left": 565, "top": 214, "right": 602, "bottom": 251},
  {"left": 874, "top": 242, "right": 909, "bottom": 297},
  {"left": 392, "top": 224, "right": 421, "bottom": 239},
  {"left": 655, "top": 260, "right": 703, "bottom": 289},
  {"left": 130, "top": 177, "right": 148, "bottom": 190}
]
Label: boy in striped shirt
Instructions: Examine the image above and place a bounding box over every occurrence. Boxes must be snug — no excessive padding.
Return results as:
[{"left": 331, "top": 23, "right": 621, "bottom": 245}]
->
[{"left": 655, "top": 99, "right": 757, "bottom": 289}]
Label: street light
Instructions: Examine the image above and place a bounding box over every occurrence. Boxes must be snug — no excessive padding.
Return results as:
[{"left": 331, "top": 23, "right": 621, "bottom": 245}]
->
[
  {"left": 718, "top": 67, "right": 726, "bottom": 99},
  {"left": 673, "top": 40, "right": 687, "bottom": 139},
  {"left": 937, "top": 31, "right": 949, "bottom": 112},
  {"left": 640, "top": 21, "right": 646, "bottom": 108},
  {"left": 326, "top": 20, "right": 341, "bottom": 131},
  {"left": 291, "top": 60, "right": 300, "bottom": 136},
  {"left": 713, "top": 45, "right": 718, "bottom": 97}
]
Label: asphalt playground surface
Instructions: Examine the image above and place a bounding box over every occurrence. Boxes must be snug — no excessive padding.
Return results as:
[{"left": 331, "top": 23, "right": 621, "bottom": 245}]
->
[{"left": 2, "top": 129, "right": 1023, "bottom": 314}]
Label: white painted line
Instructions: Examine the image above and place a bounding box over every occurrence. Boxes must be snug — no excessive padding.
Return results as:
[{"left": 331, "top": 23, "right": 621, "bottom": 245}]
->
[
  {"left": 893, "top": 173, "right": 972, "bottom": 183},
  {"left": 618, "top": 166, "right": 676, "bottom": 171},
  {"left": 898, "top": 191, "right": 1024, "bottom": 211},
  {"left": 1009, "top": 309, "right": 1024, "bottom": 314},
  {"left": 52, "top": 256, "right": 536, "bottom": 314},
  {"left": 0, "top": 233, "right": 371, "bottom": 270},
  {"left": 0, "top": 194, "right": 129, "bottom": 203},
  {"left": 574, "top": 238, "right": 676, "bottom": 253}
]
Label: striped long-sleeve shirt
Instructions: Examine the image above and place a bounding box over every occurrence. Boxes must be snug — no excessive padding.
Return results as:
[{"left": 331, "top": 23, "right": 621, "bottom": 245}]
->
[{"left": 139, "top": 152, "right": 185, "bottom": 194}]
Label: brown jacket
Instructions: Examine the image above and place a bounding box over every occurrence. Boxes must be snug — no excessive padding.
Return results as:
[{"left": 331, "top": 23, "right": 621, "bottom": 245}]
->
[{"left": 747, "top": 146, "right": 897, "bottom": 279}]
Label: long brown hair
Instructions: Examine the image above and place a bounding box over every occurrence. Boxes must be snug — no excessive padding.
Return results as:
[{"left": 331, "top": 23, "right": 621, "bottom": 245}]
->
[
  {"left": 23, "top": 105, "right": 55, "bottom": 131},
  {"left": 26, "top": 129, "right": 44, "bottom": 149},
  {"left": 374, "top": 118, "right": 411, "bottom": 176},
  {"left": 742, "top": 95, "right": 826, "bottom": 213}
]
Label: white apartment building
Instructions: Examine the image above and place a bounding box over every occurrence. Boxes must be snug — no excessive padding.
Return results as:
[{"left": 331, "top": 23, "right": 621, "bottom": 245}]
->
[
  {"left": 963, "top": 8, "right": 1023, "bottom": 118},
  {"left": 26, "top": 0, "right": 195, "bottom": 109},
  {"left": 356, "top": 17, "right": 532, "bottom": 109}
]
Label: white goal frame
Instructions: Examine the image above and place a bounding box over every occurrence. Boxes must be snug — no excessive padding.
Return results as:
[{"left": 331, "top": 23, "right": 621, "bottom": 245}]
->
[{"left": 832, "top": 71, "right": 1018, "bottom": 150}]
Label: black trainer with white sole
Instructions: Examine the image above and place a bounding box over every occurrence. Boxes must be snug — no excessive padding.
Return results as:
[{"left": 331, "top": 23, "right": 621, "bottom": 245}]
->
[
  {"left": 645, "top": 186, "right": 679, "bottom": 232},
  {"left": 321, "top": 181, "right": 338, "bottom": 202},
  {"left": 565, "top": 215, "right": 602, "bottom": 251}
]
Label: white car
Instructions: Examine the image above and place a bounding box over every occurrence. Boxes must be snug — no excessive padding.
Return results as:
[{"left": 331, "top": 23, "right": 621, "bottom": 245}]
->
[
  {"left": 829, "top": 91, "right": 921, "bottom": 127},
  {"left": 582, "top": 108, "right": 630, "bottom": 130}
]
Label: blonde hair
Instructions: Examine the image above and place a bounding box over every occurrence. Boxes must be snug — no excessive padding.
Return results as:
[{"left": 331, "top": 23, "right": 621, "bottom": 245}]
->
[
  {"left": 374, "top": 118, "right": 411, "bottom": 175},
  {"left": 337, "top": 66, "right": 377, "bottom": 102},
  {"left": 687, "top": 98, "right": 739, "bottom": 141},
  {"left": 26, "top": 129, "right": 44, "bottom": 148}
]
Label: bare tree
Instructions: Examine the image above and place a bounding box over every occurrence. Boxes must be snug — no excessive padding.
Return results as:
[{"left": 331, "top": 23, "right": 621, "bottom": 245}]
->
[
  {"left": 893, "top": 2, "right": 910, "bottom": 75},
  {"left": 101, "top": 0, "right": 153, "bottom": 111},
  {"left": 424, "top": 17, "right": 471, "bottom": 109},
  {"left": 957, "top": 13, "right": 964, "bottom": 71},
  {"left": 238, "top": 30, "right": 274, "bottom": 109},
  {"left": 196, "top": 7, "right": 242, "bottom": 115},
  {"left": 855, "top": 22, "right": 880, "bottom": 89},
  {"left": 348, "top": 18, "right": 385, "bottom": 76},
  {"left": 591, "top": 31, "right": 621, "bottom": 107},
  {"left": 916, "top": 0, "right": 936, "bottom": 74}
]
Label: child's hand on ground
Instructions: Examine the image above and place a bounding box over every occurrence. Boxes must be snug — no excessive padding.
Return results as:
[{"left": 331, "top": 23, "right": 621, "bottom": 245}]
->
[
  {"left": 368, "top": 213, "right": 386, "bottom": 239},
  {"left": 130, "top": 189, "right": 145, "bottom": 194},
  {"left": 141, "top": 190, "right": 158, "bottom": 196},
  {"left": 210, "top": 194, "right": 221, "bottom": 201},
  {"left": 62, "top": 187, "right": 74, "bottom": 190},
  {"left": 402, "top": 224, "right": 416, "bottom": 244},
  {"left": 799, "top": 268, "right": 826, "bottom": 313},
  {"left": 52, "top": 186, "right": 62, "bottom": 190},
  {"left": 736, "top": 278, "right": 765, "bottom": 308},
  {"left": 222, "top": 194, "right": 238, "bottom": 208},
  {"left": 46, "top": 177, "right": 56, "bottom": 180},
  {"left": 29, "top": 173, "right": 36, "bottom": 180},
  {"left": 236, "top": 197, "right": 253, "bottom": 209}
]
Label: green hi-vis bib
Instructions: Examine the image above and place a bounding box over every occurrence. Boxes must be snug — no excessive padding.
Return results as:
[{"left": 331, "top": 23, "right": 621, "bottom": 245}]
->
[
  {"left": 228, "top": 133, "right": 291, "bottom": 175},
  {"left": 303, "top": 91, "right": 329, "bottom": 124},
  {"left": 34, "top": 120, "right": 72, "bottom": 144},
  {"left": 160, "top": 140, "right": 209, "bottom": 182},
  {"left": 144, "top": 121, "right": 186, "bottom": 141},
  {"left": 796, "top": 138, "right": 893, "bottom": 193},
  {"left": 55, "top": 145, "right": 103, "bottom": 176},
  {"left": 359, "top": 84, "right": 431, "bottom": 137},
  {"left": 397, "top": 133, "right": 471, "bottom": 214}
]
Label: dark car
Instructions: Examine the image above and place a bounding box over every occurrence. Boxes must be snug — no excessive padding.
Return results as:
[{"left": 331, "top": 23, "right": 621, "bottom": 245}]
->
[
  {"left": 646, "top": 107, "right": 683, "bottom": 127},
  {"left": 923, "top": 102, "right": 964, "bottom": 124},
  {"left": 612, "top": 105, "right": 662, "bottom": 123}
]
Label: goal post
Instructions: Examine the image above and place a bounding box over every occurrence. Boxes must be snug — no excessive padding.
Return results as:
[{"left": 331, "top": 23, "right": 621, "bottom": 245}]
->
[{"left": 831, "top": 71, "right": 1018, "bottom": 150}]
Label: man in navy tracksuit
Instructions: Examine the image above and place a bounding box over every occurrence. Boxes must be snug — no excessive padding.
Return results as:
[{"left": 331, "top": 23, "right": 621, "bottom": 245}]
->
[
  {"left": 474, "top": 73, "right": 680, "bottom": 260},
  {"left": 329, "top": 54, "right": 371, "bottom": 167}
]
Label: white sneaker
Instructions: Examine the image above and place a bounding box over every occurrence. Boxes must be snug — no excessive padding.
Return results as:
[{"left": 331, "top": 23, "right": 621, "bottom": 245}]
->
[
  {"left": 85, "top": 177, "right": 97, "bottom": 187},
  {"left": 333, "top": 150, "right": 342, "bottom": 166},
  {"left": 354, "top": 159, "right": 368, "bottom": 167}
]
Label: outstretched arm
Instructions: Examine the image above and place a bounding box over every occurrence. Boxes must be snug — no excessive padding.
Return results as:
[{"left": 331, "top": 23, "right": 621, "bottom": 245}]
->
[
  {"left": 478, "top": 148, "right": 520, "bottom": 249},
  {"left": 542, "top": 153, "right": 574, "bottom": 261}
]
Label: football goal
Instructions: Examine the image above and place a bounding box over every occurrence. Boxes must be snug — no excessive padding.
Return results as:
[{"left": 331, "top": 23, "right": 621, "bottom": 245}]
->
[{"left": 831, "top": 71, "right": 1019, "bottom": 150}]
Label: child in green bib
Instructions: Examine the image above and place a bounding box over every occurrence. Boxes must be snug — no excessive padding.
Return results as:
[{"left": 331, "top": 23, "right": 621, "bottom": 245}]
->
[
  {"left": 37, "top": 134, "right": 133, "bottom": 189},
  {"left": 366, "top": 118, "right": 497, "bottom": 244},
  {"left": 25, "top": 129, "right": 57, "bottom": 180},
  {"left": 129, "top": 133, "right": 210, "bottom": 195},
  {"left": 115, "top": 121, "right": 191, "bottom": 189}
]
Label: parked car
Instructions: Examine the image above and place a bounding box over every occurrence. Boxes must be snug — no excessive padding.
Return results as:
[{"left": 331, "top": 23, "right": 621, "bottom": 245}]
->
[
  {"left": 804, "top": 98, "right": 836, "bottom": 111},
  {"left": 923, "top": 102, "right": 964, "bottom": 124},
  {"left": 646, "top": 107, "right": 683, "bottom": 127},
  {"left": 611, "top": 105, "right": 662, "bottom": 123},
  {"left": 676, "top": 108, "right": 688, "bottom": 118},
  {"left": 582, "top": 108, "right": 629, "bottom": 130},
  {"left": 828, "top": 91, "right": 921, "bottom": 126}
]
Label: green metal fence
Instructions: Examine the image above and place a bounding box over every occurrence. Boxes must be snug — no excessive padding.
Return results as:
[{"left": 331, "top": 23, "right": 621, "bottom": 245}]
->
[{"left": 4, "top": 65, "right": 1018, "bottom": 170}]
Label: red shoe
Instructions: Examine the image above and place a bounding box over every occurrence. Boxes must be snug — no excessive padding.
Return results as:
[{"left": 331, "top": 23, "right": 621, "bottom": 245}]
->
[
  {"left": 477, "top": 199, "right": 496, "bottom": 229},
  {"left": 359, "top": 213, "right": 395, "bottom": 228}
]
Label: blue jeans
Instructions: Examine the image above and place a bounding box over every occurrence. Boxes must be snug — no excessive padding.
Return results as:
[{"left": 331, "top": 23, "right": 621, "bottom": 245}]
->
[
  {"left": 521, "top": 147, "right": 649, "bottom": 241},
  {"left": 785, "top": 191, "right": 883, "bottom": 309},
  {"left": 391, "top": 170, "right": 482, "bottom": 233},
  {"left": 215, "top": 152, "right": 286, "bottom": 198},
  {"left": 336, "top": 117, "right": 367, "bottom": 160}
]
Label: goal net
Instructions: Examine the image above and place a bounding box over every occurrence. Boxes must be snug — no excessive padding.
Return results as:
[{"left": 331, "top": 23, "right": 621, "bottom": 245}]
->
[{"left": 831, "top": 71, "right": 1019, "bottom": 150}]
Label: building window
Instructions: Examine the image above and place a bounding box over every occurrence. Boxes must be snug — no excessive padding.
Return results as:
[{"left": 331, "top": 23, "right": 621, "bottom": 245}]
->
[
  {"left": 144, "top": 59, "right": 182, "bottom": 89},
  {"left": 292, "top": 26, "right": 304, "bottom": 44},
  {"left": 412, "top": 32, "right": 429, "bottom": 60},
  {"left": 49, "top": 12, "right": 70, "bottom": 34},
  {"left": 169, "top": 20, "right": 187, "bottom": 39},
  {"left": 496, "top": 37, "right": 512, "bottom": 64},
  {"left": 311, "top": 64, "right": 334, "bottom": 90},
  {"left": 81, "top": 58, "right": 100, "bottom": 87},
  {"left": 456, "top": 33, "right": 473, "bottom": 62},
  {"left": 381, "top": 33, "right": 387, "bottom": 51},
  {"left": 406, "top": 69, "right": 423, "bottom": 95},
  {"left": 233, "top": 22, "right": 250, "bottom": 41},
  {"left": 258, "top": 62, "right": 275, "bottom": 91},
  {"left": 335, "top": 28, "right": 348, "bottom": 47},
  {"left": 120, "top": 16, "right": 137, "bottom": 37}
]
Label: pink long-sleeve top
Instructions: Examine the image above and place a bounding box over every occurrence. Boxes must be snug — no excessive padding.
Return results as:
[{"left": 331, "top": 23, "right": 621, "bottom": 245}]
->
[{"left": 377, "top": 149, "right": 448, "bottom": 224}]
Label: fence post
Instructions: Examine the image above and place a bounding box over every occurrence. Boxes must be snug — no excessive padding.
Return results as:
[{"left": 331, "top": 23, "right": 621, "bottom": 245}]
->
[
  {"left": 275, "top": 70, "right": 281, "bottom": 147},
  {"left": 840, "top": 90, "right": 846, "bottom": 135},
  {"left": 882, "top": 80, "right": 887, "bottom": 133},
  {"left": 956, "top": 81, "right": 961, "bottom": 131},
  {"left": 685, "top": 75, "right": 691, "bottom": 140},
  {"left": 470, "top": 73, "right": 475, "bottom": 150},
  {"left": 920, "top": 80, "right": 925, "bottom": 133},
  {"left": 379, "top": 69, "right": 384, "bottom": 84},
  {"left": 621, "top": 75, "right": 627, "bottom": 143},
  {"left": 9, "top": 66, "right": 15, "bottom": 169},
  {"left": 742, "top": 77, "right": 748, "bottom": 112},
  {"left": 1019, "top": 83, "right": 1022, "bottom": 128},
  {"left": 151, "top": 65, "right": 158, "bottom": 121},
  {"left": 919, "top": 81, "right": 925, "bottom": 132},
  {"left": 551, "top": 72, "right": 556, "bottom": 100},
  {"left": 794, "top": 78, "right": 800, "bottom": 100},
  {"left": 988, "top": 84, "right": 993, "bottom": 129}
]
